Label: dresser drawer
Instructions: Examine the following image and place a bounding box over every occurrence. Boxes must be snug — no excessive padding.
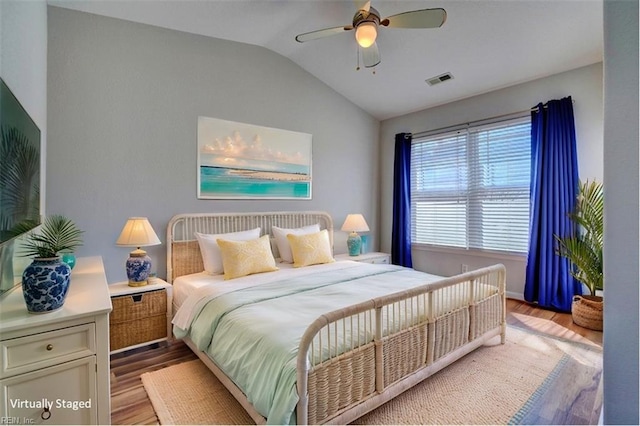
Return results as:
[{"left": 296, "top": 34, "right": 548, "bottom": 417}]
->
[
  {"left": 110, "top": 289, "right": 166, "bottom": 323},
  {"left": 1, "top": 323, "right": 96, "bottom": 379}
]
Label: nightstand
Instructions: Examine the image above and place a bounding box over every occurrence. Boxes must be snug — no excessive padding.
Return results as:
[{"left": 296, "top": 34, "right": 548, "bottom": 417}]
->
[
  {"left": 108, "top": 278, "right": 172, "bottom": 354},
  {"left": 335, "top": 252, "right": 391, "bottom": 264}
]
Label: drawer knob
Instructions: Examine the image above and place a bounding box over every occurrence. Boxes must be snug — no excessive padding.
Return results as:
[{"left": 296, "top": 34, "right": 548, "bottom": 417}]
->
[
  {"left": 41, "top": 406, "right": 52, "bottom": 420},
  {"left": 46, "top": 344, "right": 53, "bottom": 351}
]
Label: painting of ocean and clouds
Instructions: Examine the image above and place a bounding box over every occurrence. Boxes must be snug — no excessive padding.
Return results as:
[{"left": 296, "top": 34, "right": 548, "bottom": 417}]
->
[{"left": 197, "top": 117, "right": 312, "bottom": 199}]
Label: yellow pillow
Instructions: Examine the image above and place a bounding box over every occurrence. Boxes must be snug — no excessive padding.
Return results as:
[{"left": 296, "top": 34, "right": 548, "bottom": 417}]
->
[
  {"left": 287, "top": 229, "right": 335, "bottom": 268},
  {"left": 217, "top": 235, "right": 278, "bottom": 280}
]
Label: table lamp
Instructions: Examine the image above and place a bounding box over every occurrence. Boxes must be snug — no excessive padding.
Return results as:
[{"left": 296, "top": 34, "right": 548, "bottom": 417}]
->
[
  {"left": 341, "top": 214, "right": 370, "bottom": 256},
  {"left": 116, "top": 217, "right": 161, "bottom": 286}
]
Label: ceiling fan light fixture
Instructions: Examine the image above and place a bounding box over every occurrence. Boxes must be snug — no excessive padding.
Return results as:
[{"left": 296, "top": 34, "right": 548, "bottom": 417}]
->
[
  {"left": 295, "top": 5, "right": 446, "bottom": 70},
  {"left": 355, "top": 22, "right": 377, "bottom": 48}
]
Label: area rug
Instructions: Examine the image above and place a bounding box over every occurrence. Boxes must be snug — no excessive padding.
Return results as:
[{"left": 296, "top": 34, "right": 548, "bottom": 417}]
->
[{"left": 141, "top": 326, "right": 602, "bottom": 425}]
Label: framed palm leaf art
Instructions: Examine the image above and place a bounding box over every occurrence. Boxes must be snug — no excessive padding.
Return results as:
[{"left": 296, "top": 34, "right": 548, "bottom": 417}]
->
[{"left": 0, "top": 78, "right": 41, "bottom": 295}]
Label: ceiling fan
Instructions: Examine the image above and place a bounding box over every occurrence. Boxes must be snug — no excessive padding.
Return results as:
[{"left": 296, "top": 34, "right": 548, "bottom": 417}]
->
[{"left": 295, "top": 1, "right": 447, "bottom": 69}]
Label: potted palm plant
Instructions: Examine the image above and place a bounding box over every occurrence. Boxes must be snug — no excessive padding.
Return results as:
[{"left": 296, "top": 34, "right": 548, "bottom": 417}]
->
[
  {"left": 555, "top": 180, "right": 603, "bottom": 330},
  {"left": 15, "top": 215, "right": 83, "bottom": 313}
]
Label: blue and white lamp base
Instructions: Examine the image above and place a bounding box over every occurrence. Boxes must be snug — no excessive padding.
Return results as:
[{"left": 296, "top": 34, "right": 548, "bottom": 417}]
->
[
  {"left": 347, "top": 232, "right": 362, "bottom": 256},
  {"left": 126, "top": 249, "right": 152, "bottom": 287}
]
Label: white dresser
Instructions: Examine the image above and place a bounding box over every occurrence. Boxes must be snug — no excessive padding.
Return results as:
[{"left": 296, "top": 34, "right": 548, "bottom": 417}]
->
[{"left": 0, "top": 256, "right": 112, "bottom": 425}]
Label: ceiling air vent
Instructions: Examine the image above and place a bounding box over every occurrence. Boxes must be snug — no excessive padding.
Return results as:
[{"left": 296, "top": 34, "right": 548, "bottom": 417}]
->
[{"left": 426, "top": 72, "right": 454, "bottom": 86}]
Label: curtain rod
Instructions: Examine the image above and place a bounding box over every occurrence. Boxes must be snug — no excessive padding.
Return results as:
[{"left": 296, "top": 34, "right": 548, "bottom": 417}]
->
[
  {"left": 409, "top": 109, "right": 529, "bottom": 139},
  {"left": 409, "top": 99, "right": 574, "bottom": 140}
]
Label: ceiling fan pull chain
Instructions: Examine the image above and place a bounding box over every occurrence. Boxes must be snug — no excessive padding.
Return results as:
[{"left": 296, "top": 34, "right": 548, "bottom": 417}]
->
[{"left": 356, "top": 45, "right": 361, "bottom": 71}]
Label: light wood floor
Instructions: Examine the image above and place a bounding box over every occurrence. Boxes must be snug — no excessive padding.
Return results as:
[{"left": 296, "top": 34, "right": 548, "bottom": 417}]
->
[{"left": 110, "top": 299, "right": 603, "bottom": 425}]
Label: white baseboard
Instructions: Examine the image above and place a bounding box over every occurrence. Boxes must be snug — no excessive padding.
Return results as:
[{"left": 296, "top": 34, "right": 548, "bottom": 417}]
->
[{"left": 506, "top": 291, "right": 524, "bottom": 301}]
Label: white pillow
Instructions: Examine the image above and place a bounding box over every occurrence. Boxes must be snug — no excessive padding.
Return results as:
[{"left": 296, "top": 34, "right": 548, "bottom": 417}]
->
[
  {"left": 272, "top": 224, "right": 320, "bottom": 263},
  {"left": 195, "top": 228, "right": 261, "bottom": 274}
]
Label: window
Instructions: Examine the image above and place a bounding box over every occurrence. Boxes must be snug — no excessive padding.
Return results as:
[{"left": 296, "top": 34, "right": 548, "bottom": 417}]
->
[{"left": 410, "top": 116, "right": 531, "bottom": 253}]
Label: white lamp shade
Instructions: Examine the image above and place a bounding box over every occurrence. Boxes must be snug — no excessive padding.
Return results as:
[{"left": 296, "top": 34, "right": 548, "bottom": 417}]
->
[
  {"left": 341, "top": 214, "right": 370, "bottom": 233},
  {"left": 116, "top": 217, "right": 161, "bottom": 247},
  {"left": 355, "top": 22, "right": 377, "bottom": 48}
]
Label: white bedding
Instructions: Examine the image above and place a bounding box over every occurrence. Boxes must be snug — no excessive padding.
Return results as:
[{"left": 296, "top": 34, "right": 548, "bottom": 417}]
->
[
  {"left": 172, "top": 272, "right": 223, "bottom": 309},
  {"left": 172, "top": 260, "right": 497, "bottom": 331},
  {"left": 172, "top": 260, "right": 369, "bottom": 329},
  {"left": 171, "top": 260, "right": 500, "bottom": 424},
  {"left": 172, "top": 262, "right": 449, "bottom": 424}
]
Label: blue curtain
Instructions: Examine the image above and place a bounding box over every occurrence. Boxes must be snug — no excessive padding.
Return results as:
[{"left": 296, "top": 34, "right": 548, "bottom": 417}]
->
[
  {"left": 392, "top": 133, "right": 413, "bottom": 267},
  {"left": 524, "top": 96, "right": 581, "bottom": 312}
]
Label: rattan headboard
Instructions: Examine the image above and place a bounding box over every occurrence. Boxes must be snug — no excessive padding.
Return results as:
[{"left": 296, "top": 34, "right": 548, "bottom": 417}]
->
[{"left": 166, "top": 211, "right": 334, "bottom": 283}]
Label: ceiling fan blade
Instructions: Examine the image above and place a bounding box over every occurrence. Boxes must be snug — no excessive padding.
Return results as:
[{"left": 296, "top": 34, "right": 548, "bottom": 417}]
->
[
  {"left": 361, "top": 42, "right": 381, "bottom": 68},
  {"left": 361, "top": 0, "right": 371, "bottom": 12},
  {"left": 381, "top": 8, "right": 447, "bottom": 29},
  {"left": 295, "top": 25, "right": 352, "bottom": 43}
]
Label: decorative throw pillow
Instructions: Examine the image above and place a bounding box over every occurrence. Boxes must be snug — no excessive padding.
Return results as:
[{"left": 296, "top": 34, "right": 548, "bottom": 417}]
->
[
  {"left": 287, "top": 229, "right": 335, "bottom": 268},
  {"left": 195, "top": 228, "right": 261, "bottom": 275},
  {"left": 217, "top": 235, "right": 279, "bottom": 280},
  {"left": 272, "top": 224, "right": 321, "bottom": 263}
]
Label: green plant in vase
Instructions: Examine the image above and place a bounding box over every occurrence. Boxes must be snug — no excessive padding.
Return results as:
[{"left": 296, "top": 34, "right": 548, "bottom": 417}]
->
[
  {"left": 15, "top": 215, "right": 83, "bottom": 313},
  {"left": 555, "top": 180, "right": 603, "bottom": 330}
]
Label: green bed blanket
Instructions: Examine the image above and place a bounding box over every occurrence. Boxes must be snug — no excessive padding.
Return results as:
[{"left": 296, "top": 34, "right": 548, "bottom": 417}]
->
[{"left": 174, "top": 263, "right": 443, "bottom": 424}]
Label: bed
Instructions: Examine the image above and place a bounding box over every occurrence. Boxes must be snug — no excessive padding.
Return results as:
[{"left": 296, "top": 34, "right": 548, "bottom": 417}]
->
[{"left": 167, "top": 211, "right": 506, "bottom": 425}]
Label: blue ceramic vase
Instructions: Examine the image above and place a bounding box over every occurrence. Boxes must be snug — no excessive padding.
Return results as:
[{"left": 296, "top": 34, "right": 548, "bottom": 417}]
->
[{"left": 22, "top": 257, "right": 71, "bottom": 314}]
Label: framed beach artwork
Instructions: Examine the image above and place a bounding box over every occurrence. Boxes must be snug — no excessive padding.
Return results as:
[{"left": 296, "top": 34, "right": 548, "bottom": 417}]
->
[{"left": 197, "top": 117, "right": 312, "bottom": 199}]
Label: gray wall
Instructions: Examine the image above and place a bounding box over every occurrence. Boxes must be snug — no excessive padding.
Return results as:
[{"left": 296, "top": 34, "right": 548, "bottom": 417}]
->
[
  {"left": 602, "top": 0, "right": 639, "bottom": 423},
  {"left": 1, "top": 1, "right": 48, "bottom": 142},
  {"left": 0, "top": 0, "right": 48, "bottom": 275},
  {"left": 379, "top": 63, "right": 603, "bottom": 298},
  {"left": 1, "top": 0, "right": 48, "bottom": 211},
  {"left": 47, "top": 7, "right": 380, "bottom": 284}
]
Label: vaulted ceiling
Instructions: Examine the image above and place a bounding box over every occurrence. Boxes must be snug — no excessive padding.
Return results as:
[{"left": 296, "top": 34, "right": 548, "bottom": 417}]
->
[{"left": 49, "top": 0, "right": 604, "bottom": 120}]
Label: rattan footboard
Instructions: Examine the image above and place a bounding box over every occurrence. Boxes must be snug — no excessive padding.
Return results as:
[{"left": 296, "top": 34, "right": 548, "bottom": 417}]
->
[
  {"left": 296, "top": 264, "right": 506, "bottom": 424},
  {"left": 167, "top": 212, "right": 506, "bottom": 425}
]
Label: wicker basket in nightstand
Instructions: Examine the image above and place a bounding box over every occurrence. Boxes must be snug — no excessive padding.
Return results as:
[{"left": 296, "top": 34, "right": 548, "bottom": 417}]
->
[{"left": 108, "top": 280, "right": 172, "bottom": 353}]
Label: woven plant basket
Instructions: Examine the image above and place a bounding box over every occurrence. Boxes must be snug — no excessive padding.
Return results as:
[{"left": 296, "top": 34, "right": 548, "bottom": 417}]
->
[{"left": 571, "top": 295, "right": 603, "bottom": 331}]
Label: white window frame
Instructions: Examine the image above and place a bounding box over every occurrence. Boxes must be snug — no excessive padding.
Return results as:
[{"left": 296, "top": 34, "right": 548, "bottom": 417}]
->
[{"left": 410, "top": 115, "right": 531, "bottom": 255}]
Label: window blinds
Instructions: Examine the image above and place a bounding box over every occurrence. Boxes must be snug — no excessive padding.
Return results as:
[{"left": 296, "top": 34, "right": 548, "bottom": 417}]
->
[{"left": 410, "top": 116, "right": 531, "bottom": 253}]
